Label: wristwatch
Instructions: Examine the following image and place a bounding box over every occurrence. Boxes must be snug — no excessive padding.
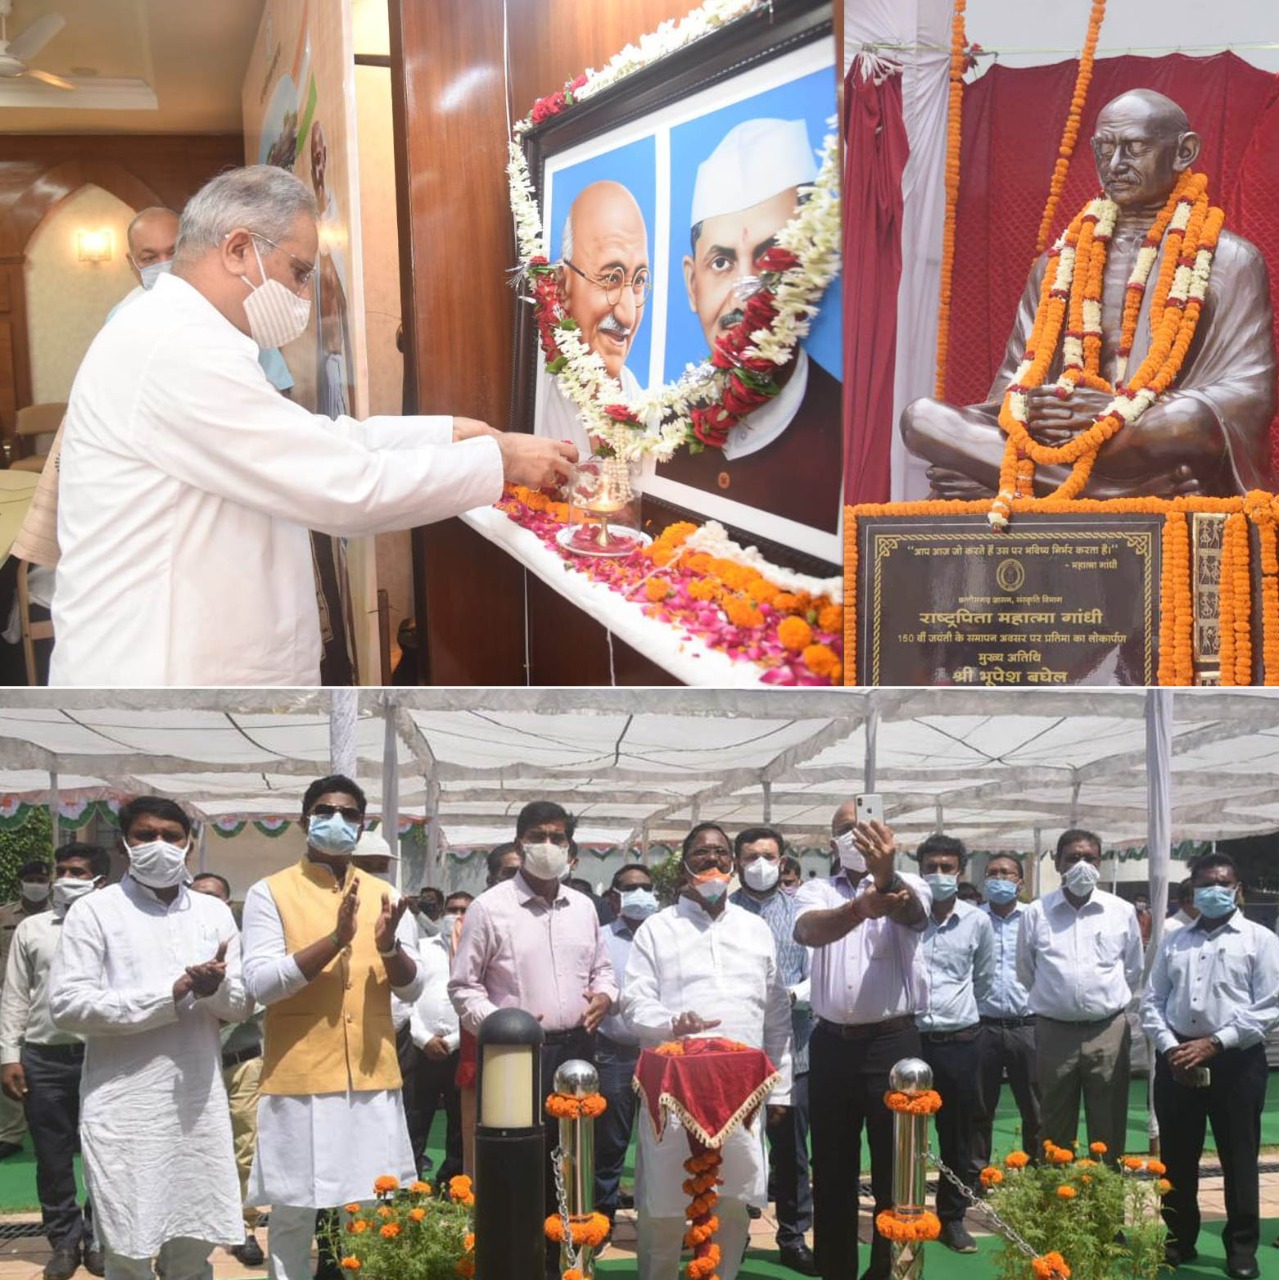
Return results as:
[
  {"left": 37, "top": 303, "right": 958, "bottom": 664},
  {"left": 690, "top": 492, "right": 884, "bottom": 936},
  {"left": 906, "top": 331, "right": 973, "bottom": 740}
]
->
[{"left": 1209, "top": 1033, "right": 1224, "bottom": 1052}]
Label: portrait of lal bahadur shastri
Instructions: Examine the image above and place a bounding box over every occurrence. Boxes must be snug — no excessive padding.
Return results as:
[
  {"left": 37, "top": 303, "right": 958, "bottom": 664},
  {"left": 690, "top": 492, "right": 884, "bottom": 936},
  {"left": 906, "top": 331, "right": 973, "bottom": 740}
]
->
[
  {"left": 657, "top": 116, "right": 842, "bottom": 537},
  {"left": 533, "top": 180, "right": 651, "bottom": 459}
]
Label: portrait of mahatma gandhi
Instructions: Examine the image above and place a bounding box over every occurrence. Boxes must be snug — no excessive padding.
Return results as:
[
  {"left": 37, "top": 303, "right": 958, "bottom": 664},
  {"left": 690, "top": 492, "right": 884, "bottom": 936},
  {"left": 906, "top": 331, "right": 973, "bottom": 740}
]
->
[{"left": 557, "top": 180, "right": 651, "bottom": 383}]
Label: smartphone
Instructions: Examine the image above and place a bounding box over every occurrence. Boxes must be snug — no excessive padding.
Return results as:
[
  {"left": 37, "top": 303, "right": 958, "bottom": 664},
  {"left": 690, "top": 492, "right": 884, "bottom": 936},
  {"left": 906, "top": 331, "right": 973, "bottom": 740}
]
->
[
  {"left": 1189, "top": 1066, "right": 1211, "bottom": 1088},
  {"left": 855, "top": 793, "right": 884, "bottom": 827}
]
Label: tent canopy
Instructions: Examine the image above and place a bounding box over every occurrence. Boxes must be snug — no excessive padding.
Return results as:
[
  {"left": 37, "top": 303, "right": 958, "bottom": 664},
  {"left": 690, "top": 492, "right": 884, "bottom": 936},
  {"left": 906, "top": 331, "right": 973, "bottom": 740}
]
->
[{"left": 1, "top": 689, "right": 1278, "bottom": 853}]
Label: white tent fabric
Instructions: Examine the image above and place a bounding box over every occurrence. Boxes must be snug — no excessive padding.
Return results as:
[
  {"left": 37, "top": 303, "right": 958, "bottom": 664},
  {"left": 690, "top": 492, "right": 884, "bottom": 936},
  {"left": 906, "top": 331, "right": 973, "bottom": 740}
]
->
[{"left": 1, "top": 690, "right": 1279, "bottom": 857}]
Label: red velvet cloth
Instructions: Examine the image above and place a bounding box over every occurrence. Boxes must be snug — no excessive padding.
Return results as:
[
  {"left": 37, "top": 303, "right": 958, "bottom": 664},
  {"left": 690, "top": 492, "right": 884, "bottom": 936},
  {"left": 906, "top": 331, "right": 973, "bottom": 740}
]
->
[
  {"left": 944, "top": 53, "right": 1279, "bottom": 470},
  {"left": 633, "top": 1040, "right": 779, "bottom": 1151},
  {"left": 843, "top": 61, "right": 910, "bottom": 505}
]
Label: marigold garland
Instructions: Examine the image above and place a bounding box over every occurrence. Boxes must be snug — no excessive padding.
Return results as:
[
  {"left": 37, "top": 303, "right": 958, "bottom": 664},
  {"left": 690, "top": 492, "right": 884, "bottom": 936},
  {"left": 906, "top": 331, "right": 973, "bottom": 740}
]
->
[
  {"left": 545, "top": 1092, "right": 608, "bottom": 1120},
  {"left": 1220, "top": 511, "right": 1253, "bottom": 685},
  {"left": 682, "top": 1147, "right": 725, "bottom": 1280},
  {"left": 544, "top": 1212, "right": 611, "bottom": 1248},
  {"left": 1245, "top": 492, "right": 1279, "bottom": 684},
  {"left": 935, "top": 0, "right": 967, "bottom": 398},
  {"left": 1032, "top": 1251, "right": 1071, "bottom": 1279},
  {"left": 875, "top": 1209, "right": 942, "bottom": 1243},
  {"left": 884, "top": 1089, "right": 943, "bottom": 1115},
  {"left": 1035, "top": 1, "right": 1106, "bottom": 253},
  {"left": 656, "top": 1037, "right": 750, "bottom": 1057}
]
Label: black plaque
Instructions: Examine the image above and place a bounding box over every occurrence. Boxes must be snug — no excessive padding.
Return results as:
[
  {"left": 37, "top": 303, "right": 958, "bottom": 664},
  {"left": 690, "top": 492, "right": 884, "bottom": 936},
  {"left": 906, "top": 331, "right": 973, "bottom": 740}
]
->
[{"left": 857, "top": 513, "right": 1162, "bottom": 686}]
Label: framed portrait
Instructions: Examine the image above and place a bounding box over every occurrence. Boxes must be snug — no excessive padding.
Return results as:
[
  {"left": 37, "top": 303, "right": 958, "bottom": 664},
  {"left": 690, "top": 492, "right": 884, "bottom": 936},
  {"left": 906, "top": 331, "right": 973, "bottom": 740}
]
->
[{"left": 510, "top": 0, "right": 841, "bottom": 575}]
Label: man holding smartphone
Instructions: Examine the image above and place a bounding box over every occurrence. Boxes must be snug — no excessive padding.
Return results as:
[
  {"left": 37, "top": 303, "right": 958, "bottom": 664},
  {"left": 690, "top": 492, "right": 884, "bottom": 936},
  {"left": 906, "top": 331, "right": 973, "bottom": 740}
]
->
[
  {"left": 1141, "top": 853, "right": 1279, "bottom": 1280},
  {"left": 793, "top": 800, "right": 929, "bottom": 1280}
]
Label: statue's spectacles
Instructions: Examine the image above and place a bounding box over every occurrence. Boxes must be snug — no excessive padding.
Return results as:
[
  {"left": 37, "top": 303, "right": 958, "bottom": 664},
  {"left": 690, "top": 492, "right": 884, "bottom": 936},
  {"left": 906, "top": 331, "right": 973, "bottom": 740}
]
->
[{"left": 563, "top": 259, "right": 651, "bottom": 306}]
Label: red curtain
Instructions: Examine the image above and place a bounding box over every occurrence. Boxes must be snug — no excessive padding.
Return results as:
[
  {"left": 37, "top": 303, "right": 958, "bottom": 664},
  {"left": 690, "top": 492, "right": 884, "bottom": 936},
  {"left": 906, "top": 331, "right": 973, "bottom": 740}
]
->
[
  {"left": 843, "top": 62, "right": 909, "bottom": 505},
  {"left": 943, "top": 52, "right": 1279, "bottom": 467}
]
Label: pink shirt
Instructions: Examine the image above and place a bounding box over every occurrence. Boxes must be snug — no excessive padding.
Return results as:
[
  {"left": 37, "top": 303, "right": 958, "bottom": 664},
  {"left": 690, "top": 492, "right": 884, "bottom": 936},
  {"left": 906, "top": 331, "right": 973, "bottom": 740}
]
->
[{"left": 448, "top": 872, "right": 617, "bottom": 1035}]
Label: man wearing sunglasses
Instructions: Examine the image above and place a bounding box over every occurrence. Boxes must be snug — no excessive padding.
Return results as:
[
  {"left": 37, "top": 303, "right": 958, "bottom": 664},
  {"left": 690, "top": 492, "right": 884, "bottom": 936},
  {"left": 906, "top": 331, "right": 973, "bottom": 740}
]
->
[
  {"left": 534, "top": 180, "right": 651, "bottom": 457},
  {"left": 51, "top": 164, "right": 577, "bottom": 686},
  {"left": 240, "top": 775, "right": 424, "bottom": 1280}
]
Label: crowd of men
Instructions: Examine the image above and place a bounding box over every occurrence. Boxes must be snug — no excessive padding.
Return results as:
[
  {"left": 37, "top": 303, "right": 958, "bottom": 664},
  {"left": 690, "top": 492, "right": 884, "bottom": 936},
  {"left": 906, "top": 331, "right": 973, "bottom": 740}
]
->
[{"left": 0, "top": 786, "right": 1274, "bottom": 1280}]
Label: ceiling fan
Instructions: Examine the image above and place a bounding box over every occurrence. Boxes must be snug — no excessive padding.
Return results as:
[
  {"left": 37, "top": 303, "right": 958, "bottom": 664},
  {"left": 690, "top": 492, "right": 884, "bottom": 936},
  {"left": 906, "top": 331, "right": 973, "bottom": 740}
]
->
[{"left": 0, "top": 1, "right": 70, "bottom": 91}]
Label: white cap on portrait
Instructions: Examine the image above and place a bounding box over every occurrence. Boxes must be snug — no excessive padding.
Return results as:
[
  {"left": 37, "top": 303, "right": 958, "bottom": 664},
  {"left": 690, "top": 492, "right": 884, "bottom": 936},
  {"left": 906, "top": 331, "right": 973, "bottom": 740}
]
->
[{"left": 689, "top": 116, "right": 818, "bottom": 226}]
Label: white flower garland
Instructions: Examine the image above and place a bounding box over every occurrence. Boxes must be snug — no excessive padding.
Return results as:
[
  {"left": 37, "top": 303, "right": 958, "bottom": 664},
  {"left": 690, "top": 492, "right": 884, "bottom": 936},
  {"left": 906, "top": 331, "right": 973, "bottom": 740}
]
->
[
  {"left": 507, "top": 0, "right": 842, "bottom": 462},
  {"left": 684, "top": 521, "right": 844, "bottom": 602}
]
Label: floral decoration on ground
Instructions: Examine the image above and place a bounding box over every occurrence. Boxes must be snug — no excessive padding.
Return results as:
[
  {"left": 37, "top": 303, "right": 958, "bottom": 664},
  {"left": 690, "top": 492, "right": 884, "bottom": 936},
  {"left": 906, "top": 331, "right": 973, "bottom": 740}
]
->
[
  {"left": 507, "top": 0, "right": 840, "bottom": 462},
  {"left": 500, "top": 486, "right": 843, "bottom": 684}
]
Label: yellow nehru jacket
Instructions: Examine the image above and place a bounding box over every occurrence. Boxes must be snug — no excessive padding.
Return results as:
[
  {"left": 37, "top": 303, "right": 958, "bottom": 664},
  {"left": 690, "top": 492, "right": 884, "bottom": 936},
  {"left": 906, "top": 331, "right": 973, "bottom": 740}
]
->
[{"left": 260, "top": 857, "right": 401, "bottom": 1096}]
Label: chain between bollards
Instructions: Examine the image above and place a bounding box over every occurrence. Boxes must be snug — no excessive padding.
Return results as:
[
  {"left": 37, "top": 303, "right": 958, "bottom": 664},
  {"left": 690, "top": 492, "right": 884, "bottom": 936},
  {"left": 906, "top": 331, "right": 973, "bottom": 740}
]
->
[
  {"left": 551, "top": 1143, "right": 582, "bottom": 1275},
  {"left": 925, "top": 1151, "right": 1044, "bottom": 1265}
]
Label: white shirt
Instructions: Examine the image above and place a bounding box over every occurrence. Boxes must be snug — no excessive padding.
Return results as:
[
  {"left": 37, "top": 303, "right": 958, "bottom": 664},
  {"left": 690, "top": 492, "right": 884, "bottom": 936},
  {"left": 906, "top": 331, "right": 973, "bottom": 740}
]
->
[
  {"left": 1166, "top": 908, "right": 1196, "bottom": 935},
  {"left": 793, "top": 871, "right": 932, "bottom": 1025},
  {"left": 918, "top": 900, "right": 994, "bottom": 1033},
  {"left": 52, "top": 272, "right": 503, "bottom": 685},
  {"left": 408, "top": 933, "right": 460, "bottom": 1054},
  {"left": 620, "top": 897, "right": 793, "bottom": 1217},
  {"left": 534, "top": 364, "right": 642, "bottom": 459},
  {"left": 240, "top": 877, "right": 424, "bottom": 1208},
  {"left": 1141, "top": 911, "right": 1279, "bottom": 1053},
  {"left": 1016, "top": 887, "right": 1143, "bottom": 1021},
  {"left": 0, "top": 908, "right": 83, "bottom": 1061},
  {"left": 47, "top": 877, "right": 251, "bottom": 1257},
  {"left": 598, "top": 915, "right": 642, "bottom": 1046}
]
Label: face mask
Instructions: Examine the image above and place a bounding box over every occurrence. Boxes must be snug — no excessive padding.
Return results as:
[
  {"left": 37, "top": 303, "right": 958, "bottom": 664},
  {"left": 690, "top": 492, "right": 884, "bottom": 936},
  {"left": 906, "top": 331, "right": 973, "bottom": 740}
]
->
[
  {"left": 20, "top": 881, "right": 49, "bottom": 905},
  {"left": 437, "top": 912, "right": 458, "bottom": 936},
  {"left": 925, "top": 873, "right": 958, "bottom": 901},
  {"left": 522, "top": 840, "right": 570, "bottom": 882},
  {"left": 127, "top": 838, "right": 191, "bottom": 889},
  {"left": 1193, "top": 885, "right": 1237, "bottom": 919},
  {"left": 138, "top": 259, "right": 172, "bottom": 290},
  {"left": 690, "top": 869, "right": 730, "bottom": 906},
  {"left": 307, "top": 812, "right": 360, "bottom": 857},
  {"left": 618, "top": 887, "right": 658, "bottom": 922},
  {"left": 742, "top": 859, "right": 780, "bottom": 892},
  {"left": 242, "top": 239, "right": 311, "bottom": 349},
  {"left": 52, "top": 878, "right": 97, "bottom": 915},
  {"left": 1062, "top": 859, "right": 1101, "bottom": 896},
  {"left": 781, "top": 883, "right": 799, "bottom": 897},
  {"left": 984, "top": 877, "right": 1020, "bottom": 906},
  {"left": 835, "top": 830, "right": 867, "bottom": 874}
]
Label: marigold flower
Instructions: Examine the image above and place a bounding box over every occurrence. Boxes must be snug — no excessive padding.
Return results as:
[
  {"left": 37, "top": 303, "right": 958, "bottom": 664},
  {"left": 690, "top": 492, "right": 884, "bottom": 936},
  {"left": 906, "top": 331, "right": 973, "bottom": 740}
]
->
[
  {"left": 449, "top": 1175, "right": 473, "bottom": 1197},
  {"left": 340, "top": 1258, "right": 360, "bottom": 1271},
  {"left": 1146, "top": 1159, "right": 1166, "bottom": 1176},
  {"left": 1056, "top": 1185, "right": 1077, "bottom": 1199},
  {"left": 817, "top": 604, "right": 843, "bottom": 634},
  {"left": 373, "top": 1175, "right": 399, "bottom": 1194},
  {"left": 349, "top": 1221, "right": 368, "bottom": 1235},
  {"left": 408, "top": 1207, "right": 425, "bottom": 1222},
  {"left": 1122, "top": 1156, "right": 1145, "bottom": 1171},
  {"left": 1089, "top": 1141, "right": 1107, "bottom": 1155},
  {"left": 376, "top": 1207, "right": 393, "bottom": 1220},
  {"left": 1005, "top": 1151, "right": 1030, "bottom": 1169},
  {"left": 409, "top": 1180, "right": 431, "bottom": 1195},
  {"left": 379, "top": 1223, "right": 400, "bottom": 1239},
  {"left": 1157, "top": 1178, "right": 1173, "bottom": 1194},
  {"left": 463, "top": 1234, "right": 475, "bottom": 1253},
  {"left": 724, "top": 597, "right": 764, "bottom": 629},
  {"left": 454, "top": 1261, "right": 475, "bottom": 1279},
  {"left": 645, "top": 578, "right": 670, "bottom": 602},
  {"left": 343, "top": 1203, "right": 361, "bottom": 1214},
  {"left": 802, "top": 643, "right": 840, "bottom": 678},
  {"left": 980, "top": 1166, "right": 1004, "bottom": 1187},
  {"left": 777, "top": 616, "right": 813, "bottom": 652}
]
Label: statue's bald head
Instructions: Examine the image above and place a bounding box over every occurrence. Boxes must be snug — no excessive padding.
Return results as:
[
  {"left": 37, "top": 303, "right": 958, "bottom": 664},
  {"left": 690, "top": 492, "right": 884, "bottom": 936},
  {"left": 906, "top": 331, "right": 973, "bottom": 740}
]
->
[{"left": 1091, "top": 88, "right": 1200, "bottom": 212}]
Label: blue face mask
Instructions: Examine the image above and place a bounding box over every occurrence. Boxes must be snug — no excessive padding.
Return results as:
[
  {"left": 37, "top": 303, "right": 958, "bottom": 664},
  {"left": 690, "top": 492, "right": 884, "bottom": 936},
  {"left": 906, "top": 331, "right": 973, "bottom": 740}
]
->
[
  {"left": 619, "top": 887, "right": 658, "bottom": 922},
  {"left": 1193, "top": 885, "right": 1237, "bottom": 919},
  {"left": 984, "top": 877, "right": 1020, "bottom": 906},
  {"left": 308, "top": 812, "right": 360, "bottom": 857},
  {"left": 924, "top": 872, "right": 958, "bottom": 901},
  {"left": 138, "top": 259, "right": 172, "bottom": 290}
]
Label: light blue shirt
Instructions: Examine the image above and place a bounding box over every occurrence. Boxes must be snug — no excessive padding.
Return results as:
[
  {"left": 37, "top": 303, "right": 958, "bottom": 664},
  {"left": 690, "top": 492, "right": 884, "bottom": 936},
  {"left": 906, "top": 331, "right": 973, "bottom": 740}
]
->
[
  {"left": 599, "top": 916, "right": 641, "bottom": 1047},
  {"left": 979, "top": 901, "right": 1032, "bottom": 1018},
  {"left": 1140, "top": 911, "right": 1279, "bottom": 1054},
  {"left": 918, "top": 899, "right": 994, "bottom": 1033}
]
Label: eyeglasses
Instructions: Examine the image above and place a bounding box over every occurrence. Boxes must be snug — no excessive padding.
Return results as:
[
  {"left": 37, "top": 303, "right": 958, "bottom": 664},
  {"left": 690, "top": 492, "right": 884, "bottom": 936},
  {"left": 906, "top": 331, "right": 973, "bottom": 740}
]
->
[
  {"left": 563, "top": 259, "right": 651, "bottom": 306},
  {"left": 311, "top": 804, "right": 363, "bottom": 823},
  {"left": 249, "top": 233, "right": 317, "bottom": 291}
]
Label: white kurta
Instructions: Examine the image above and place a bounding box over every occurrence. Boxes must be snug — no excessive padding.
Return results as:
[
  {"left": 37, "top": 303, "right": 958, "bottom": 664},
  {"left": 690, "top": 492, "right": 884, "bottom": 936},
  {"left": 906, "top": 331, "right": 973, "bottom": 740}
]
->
[
  {"left": 535, "top": 364, "right": 643, "bottom": 458},
  {"left": 620, "top": 897, "right": 793, "bottom": 1218},
  {"left": 47, "top": 877, "right": 251, "bottom": 1259},
  {"left": 51, "top": 271, "right": 504, "bottom": 686},
  {"left": 240, "top": 880, "right": 425, "bottom": 1209}
]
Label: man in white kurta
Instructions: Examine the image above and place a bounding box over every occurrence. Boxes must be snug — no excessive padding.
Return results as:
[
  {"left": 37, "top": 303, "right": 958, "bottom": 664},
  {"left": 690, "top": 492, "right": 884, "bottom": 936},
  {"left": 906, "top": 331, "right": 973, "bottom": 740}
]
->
[
  {"left": 620, "top": 823, "right": 793, "bottom": 1280},
  {"left": 50, "top": 163, "right": 576, "bottom": 686},
  {"left": 47, "top": 805, "right": 251, "bottom": 1280},
  {"left": 241, "top": 775, "right": 425, "bottom": 1280}
]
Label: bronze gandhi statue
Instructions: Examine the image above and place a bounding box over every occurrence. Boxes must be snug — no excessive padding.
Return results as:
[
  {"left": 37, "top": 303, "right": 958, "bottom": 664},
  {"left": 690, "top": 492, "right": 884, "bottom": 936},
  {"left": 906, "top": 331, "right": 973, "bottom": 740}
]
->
[{"left": 901, "top": 89, "right": 1277, "bottom": 500}]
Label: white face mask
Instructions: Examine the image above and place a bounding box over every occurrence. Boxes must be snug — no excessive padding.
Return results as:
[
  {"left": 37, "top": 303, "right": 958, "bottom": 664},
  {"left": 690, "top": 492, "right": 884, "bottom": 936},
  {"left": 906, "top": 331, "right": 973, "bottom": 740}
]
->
[
  {"left": 742, "top": 859, "right": 780, "bottom": 892},
  {"left": 20, "top": 881, "right": 49, "bottom": 905},
  {"left": 835, "top": 830, "right": 867, "bottom": 874},
  {"left": 1062, "top": 859, "right": 1101, "bottom": 897},
  {"left": 52, "top": 877, "right": 97, "bottom": 915},
  {"left": 242, "top": 239, "right": 311, "bottom": 349},
  {"left": 127, "top": 838, "right": 191, "bottom": 889},
  {"left": 138, "top": 259, "right": 173, "bottom": 290},
  {"left": 521, "top": 840, "right": 570, "bottom": 882}
]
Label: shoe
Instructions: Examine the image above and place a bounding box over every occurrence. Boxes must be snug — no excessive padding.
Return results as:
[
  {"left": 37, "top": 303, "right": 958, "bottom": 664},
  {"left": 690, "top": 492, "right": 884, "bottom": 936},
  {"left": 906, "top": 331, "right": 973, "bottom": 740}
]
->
[
  {"left": 83, "top": 1249, "right": 105, "bottom": 1277},
  {"left": 231, "top": 1232, "right": 265, "bottom": 1267},
  {"left": 938, "top": 1223, "right": 978, "bottom": 1254},
  {"left": 43, "top": 1248, "right": 80, "bottom": 1280},
  {"left": 1164, "top": 1241, "right": 1199, "bottom": 1267},
  {"left": 747, "top": 1204, "right": 762, "bottom": 1219},
  {"left": 777, "top": 1241, "right": 818, "bottom": 1274},
  {"left": 1226, "top": 1261, "right": 1259, "bottom": 1280},
  {"left": 0, "top": 1140, "right": 22, "bottom": 1160}
]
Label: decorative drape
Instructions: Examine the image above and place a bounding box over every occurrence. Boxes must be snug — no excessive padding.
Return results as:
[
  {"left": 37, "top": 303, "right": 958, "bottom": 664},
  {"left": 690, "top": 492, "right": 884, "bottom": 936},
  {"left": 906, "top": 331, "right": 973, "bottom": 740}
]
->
[{"left": 843, "top": 60, "right": 910, "bottom": 504}]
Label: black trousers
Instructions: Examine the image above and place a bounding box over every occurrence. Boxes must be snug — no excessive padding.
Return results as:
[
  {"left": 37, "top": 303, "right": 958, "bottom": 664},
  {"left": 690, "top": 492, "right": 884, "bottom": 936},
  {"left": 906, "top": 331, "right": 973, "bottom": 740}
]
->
[
  {"left": 766, "top": 1070, "right": 813, "bottom": 1248},
  {"left": 810, "top": 1019, "right": 921, "bottom": 1280},
  {"left": 22, "top": 1043, "right": 92, "bottom": 1251},
  {"left": 1154, "top": 1042, "right": 1267, "bottom": 1264},
  {"left": 403, "top": 1044, "right": 463, "bottom": 1183},
  {"left": 539, "top": 1029, "right": 595, "bottom": 1277},
  {"left": 974, "top": 1019, "right": 1041, "bottom": 1167},
  {"left": 919, "top": 1026, "right": 985, "bottom": 1225}
]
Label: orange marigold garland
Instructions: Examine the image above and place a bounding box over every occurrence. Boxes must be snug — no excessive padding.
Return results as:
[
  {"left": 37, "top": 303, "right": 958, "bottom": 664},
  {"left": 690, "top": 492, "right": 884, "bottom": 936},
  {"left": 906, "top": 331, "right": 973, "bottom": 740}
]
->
[
  {"left": 1245, "top": 492, "right": 1279, "bottom": 683},
  {"left": 884, "top": 1089, "right": 943, "bottom": 1115},
  {"left": 1219, "top": 511, "right": 1253, "bottom": 685},
  {"left": 544, "top": 1212, "right": 611, "bottom": 1249},
  {"left": 1032, "top": 1251, "right": 1072, "bottom": 1279},
  {"left": 683, "top": 1147, "right": 724, "bottom": 1280},
  {"left": 844, "top": 511, "right": 858, "bottom": 684},
  {"left": 545, "top": 1092, "right": 608, "bottom": 1120},
  {"left": 935, "top": 0, "right": 967, "bottom": 398},
  {"left": 1156, "top": 512, "right": 1193, "bottom": 686},
  {"left": 1035, "top": 0, "right": 1106, "bottom": 253},
  {"left": 875, "top": 1209, "right": 942, "bottom": 1243}
]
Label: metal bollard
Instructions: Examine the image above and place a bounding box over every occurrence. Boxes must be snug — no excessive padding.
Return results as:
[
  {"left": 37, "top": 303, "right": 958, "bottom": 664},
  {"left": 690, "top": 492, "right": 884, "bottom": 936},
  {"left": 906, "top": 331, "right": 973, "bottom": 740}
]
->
[
  {"left": 889, "top": 1058, "right": 934, "bottom": 1280},
  {"left": 553, "top": 1059, "right": 600, "bottom": 1277}
]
